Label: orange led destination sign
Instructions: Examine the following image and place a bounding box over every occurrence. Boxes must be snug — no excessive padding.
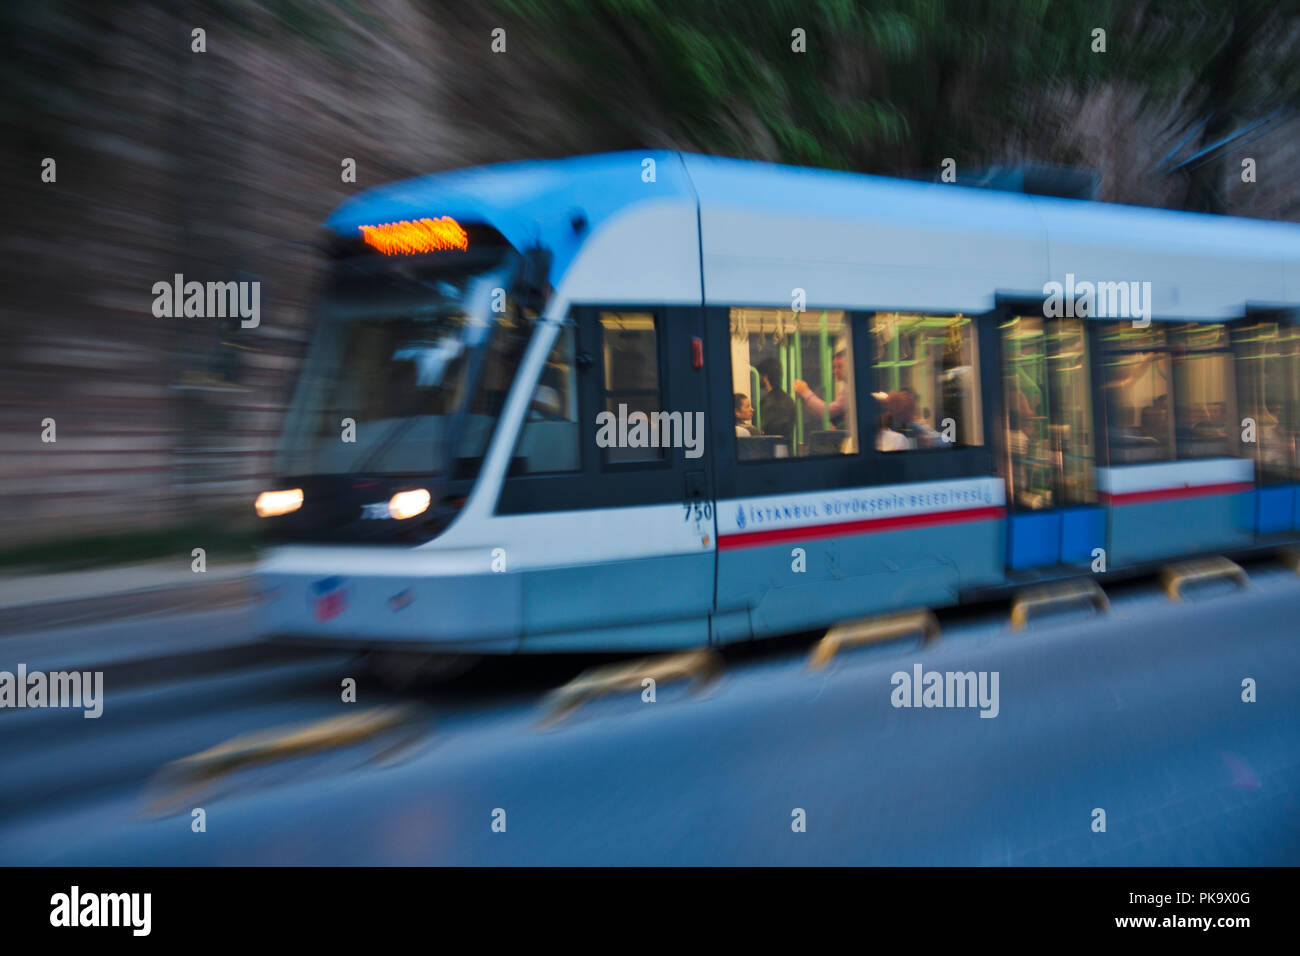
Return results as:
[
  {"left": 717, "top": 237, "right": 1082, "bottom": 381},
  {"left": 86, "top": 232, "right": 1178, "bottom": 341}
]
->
[{"left": 358, "top": 216, "right": 470, "bottom": 255}]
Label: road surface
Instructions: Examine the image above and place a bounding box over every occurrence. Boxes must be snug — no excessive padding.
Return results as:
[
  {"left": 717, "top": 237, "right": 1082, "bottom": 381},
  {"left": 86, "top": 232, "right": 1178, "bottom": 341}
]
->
[{"left": 2, "top": 565, "right": 1297, "bottom": 864}]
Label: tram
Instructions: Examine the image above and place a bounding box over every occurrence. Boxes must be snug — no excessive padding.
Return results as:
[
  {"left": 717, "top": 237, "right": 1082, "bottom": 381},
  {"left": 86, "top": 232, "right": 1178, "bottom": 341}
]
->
[{"left": 252, "top": 151, "right": 1300, "bottom": 662}]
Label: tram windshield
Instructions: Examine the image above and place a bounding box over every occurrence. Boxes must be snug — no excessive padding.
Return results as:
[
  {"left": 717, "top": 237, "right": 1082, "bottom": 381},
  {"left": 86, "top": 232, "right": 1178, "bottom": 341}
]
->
[{"left": 275, "top": 251, "right": 531, "bottom": 477}]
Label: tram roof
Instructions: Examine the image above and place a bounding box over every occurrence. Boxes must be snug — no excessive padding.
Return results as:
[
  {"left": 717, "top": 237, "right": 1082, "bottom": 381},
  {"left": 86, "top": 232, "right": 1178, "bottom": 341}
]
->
[{"left": 326, "top": 151, "right": 1300, "bottom": 317}]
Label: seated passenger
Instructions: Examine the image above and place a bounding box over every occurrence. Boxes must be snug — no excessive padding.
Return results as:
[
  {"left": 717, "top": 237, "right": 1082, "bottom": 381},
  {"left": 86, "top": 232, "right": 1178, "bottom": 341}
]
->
[
  {"left": 906, "top": 390, "right": 944, "bottom": 445},
  {"left": 735, "top": 393, "right": 758, "bottom": 436},
  {"left": 877, "top": 389, "right": 941, "bottom": 451}
]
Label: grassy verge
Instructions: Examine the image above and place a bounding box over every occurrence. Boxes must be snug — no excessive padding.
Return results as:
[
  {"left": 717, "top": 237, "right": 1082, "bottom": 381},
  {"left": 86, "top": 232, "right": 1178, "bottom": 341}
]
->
[{"left": 0, "top": 522, "right": 260, "bottom": 574}]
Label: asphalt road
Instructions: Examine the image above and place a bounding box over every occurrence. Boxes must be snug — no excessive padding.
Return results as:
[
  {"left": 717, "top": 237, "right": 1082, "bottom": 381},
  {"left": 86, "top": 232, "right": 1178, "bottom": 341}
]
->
[{"left": 2, "top": 566, "right": 1297, "bottom": 865}]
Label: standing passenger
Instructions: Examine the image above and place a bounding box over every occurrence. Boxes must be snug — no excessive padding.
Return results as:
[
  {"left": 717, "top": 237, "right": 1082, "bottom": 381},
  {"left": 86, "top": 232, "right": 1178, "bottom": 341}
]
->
[
  {"left": 792, "top": 348, "right": 849, "bottom": 429},
  {"left": 755, "top": 358, "right": 796, "bottom": 439}
]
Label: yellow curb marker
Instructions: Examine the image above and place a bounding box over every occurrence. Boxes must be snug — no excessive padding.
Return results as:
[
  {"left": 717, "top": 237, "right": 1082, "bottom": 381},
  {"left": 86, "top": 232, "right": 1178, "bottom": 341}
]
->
[
  {"left": 1009, "top": 579, "right": 1109, "bottom": 631},
  {"left": 145, "top": 704, "right": 417, "bottom": 814},
  {"left": 808, "top": 608, "right": 939, "bottom": 670},
  {"left": 1159, "top": 557, "right": 1248, "bottom": 601},
  {"left": 540, "top": 649, "right": 723, "bottom": 727}
]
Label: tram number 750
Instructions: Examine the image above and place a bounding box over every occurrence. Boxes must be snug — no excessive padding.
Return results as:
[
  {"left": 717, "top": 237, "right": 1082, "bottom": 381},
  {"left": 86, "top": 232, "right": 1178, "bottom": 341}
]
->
[{"left": 683, "top": 500, "right": 713, "bottom": 522}]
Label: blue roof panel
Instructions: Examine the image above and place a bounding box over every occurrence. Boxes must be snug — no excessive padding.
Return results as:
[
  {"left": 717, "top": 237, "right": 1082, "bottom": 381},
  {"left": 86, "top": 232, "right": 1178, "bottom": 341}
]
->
[
  {"left": 325, "top": 151, "right": 694, "bottom": 282},
  {"left": 326, "top": 150, "right": 1300, "bottom": 309}
]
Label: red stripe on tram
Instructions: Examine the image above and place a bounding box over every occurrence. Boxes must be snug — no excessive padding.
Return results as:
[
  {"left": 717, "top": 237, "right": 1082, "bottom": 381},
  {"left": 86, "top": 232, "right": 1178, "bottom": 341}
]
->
[
  {"left": 716, "top": 505, "right": 1006, "bottom": 552},
  {"left": 1098, "top": 481, "right": 1253, "bottom": 507}
]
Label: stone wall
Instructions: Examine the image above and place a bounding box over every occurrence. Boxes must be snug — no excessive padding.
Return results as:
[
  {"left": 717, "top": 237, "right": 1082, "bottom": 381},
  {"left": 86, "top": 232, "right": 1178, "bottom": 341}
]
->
[
  {"left": 0, "top": 0, "right": 601, "bottom": 548},
  {"left": 1, "top": 0, "right": 1295, "bottom": 549}
]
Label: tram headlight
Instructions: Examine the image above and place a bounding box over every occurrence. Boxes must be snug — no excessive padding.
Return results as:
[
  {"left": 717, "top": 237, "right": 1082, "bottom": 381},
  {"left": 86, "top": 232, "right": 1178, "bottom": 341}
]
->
[
  {"left": 254, "top": 488, "right": 304, "bottom": 518},
  {"left": 388, "top": 488, "right": 431, "bottom": 520}
]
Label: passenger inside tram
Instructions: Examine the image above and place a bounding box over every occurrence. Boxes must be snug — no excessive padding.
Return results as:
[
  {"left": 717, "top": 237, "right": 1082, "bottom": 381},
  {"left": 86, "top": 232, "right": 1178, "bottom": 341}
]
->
[
  {"left": 728, "top": 308, "right": 858, "bottom": 458},
  {"left": 735, "top": 393, "right": 758, "bottom": 436},
  {"left": 793, "top": 348, "right": 850, "bottom": 430},
  {"left": 873, "top": 312, "right": 983, "bottom": 454},
  {"left": 876, "top": 388, "right": 942, "bottom": 451},
  {"left": 755, "top": 358, "right": 796, "bottom": 441}
]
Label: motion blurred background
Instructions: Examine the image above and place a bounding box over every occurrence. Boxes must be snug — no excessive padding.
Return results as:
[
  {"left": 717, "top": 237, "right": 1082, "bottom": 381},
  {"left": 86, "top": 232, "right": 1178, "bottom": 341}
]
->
[{"left": 2, "top": 0, "right": 1298, "bottom": 567}]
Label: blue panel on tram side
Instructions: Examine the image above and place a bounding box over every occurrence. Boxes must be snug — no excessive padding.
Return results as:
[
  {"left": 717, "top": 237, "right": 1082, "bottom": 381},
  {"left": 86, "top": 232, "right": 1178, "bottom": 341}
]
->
[
  {"left": 719, "top": 518, "right": 1002, "bottom": 640},
  {"left": 1256, "top": 485, "right": 1296, "bottom": 535},
  {"left": 1006, "top": 512, "right": 1061, "bottom": 570},
  {"left": 521, "top": 551, "right": 713, "bottom": 650},
  {"left": 1059, "top": 507, "right": 1105, "bottom": 565},
  {"left": 823, "top": 516, "right": 1001, "bottom": 600},
  {"left": 1107, "top": 493, "right": 1253, "bottom": 566}
]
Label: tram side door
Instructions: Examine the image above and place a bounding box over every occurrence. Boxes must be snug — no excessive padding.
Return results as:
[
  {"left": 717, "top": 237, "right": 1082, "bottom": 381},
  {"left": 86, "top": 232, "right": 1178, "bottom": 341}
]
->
[
  {"left": 507, "top": 304, "right": 715, "bottom": 651},
  {"left": 1235, "top": 312, "right": 1300, "bottom": 536},
  {"left": 1000, "top": 314, "right": 1106, "bottom": 571}
]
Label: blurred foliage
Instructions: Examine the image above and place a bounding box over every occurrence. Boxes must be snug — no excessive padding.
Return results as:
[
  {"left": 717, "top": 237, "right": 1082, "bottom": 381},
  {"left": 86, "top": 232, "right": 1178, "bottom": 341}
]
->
[
  {"left": 494, "top": 0, "right": 1116, "bottom": 170},
  {"left": 495, "top": 0, "right": 1300, "bottom": 208},
  {"left": 1123, "top": 0, "right": 1300, "bottom": 211},
  {"left": 5, "top": 0, "right": 1297, "bottom": 206},
  {"left": 204, "top": 0, "right": 391, "bottom": 58}
]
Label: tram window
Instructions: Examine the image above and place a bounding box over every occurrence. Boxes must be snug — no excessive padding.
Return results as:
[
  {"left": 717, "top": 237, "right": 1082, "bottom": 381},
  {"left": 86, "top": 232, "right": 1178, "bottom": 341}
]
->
[
  {"left": 455, "top": 312, "right": 533, "bottom": 473},
  {"left": 1000, "top": 316, "right": 1095, "bottom": 510},
  {"left": 510, "top": 325, "right": 580, "bottom": 474},
  {"left": 871, "top": 313, "right": 983, "bottom": 453},
  {"left": 1233, "top": 320, "right": 1300, "bottom": 481},
  {"left": 1171, "top": 323, "right": 1236, "bottom": 459},
  {"left": 1100, "top": 324, "right": 1173, "bottom": 464},
  {"left": 600, "top": 312, "right": 665, "bottom": 463},
  {"left": 728, "top": 308, "right": 856, "bottom": 459}
]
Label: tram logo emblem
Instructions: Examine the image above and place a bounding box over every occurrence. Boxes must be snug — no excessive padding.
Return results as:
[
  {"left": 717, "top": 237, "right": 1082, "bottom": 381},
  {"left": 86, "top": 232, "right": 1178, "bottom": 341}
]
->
[
  {"left": 735, "top": 506, "right": 746, "bottom": 530},
  {"left": 309, "top": 576, "right": 348, "bottom": 622}
]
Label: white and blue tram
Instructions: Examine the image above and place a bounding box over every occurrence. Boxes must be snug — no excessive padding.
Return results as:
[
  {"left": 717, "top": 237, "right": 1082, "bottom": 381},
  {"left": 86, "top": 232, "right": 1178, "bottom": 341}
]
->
[{"left": 253, "top": 152, "right": 1300, "bottom": 659}]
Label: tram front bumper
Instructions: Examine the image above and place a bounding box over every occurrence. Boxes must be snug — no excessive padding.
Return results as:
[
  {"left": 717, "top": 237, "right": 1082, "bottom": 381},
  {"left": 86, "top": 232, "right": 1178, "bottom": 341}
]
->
[{"left": 252, "top": 546, "right": 522, "bottom": 652}]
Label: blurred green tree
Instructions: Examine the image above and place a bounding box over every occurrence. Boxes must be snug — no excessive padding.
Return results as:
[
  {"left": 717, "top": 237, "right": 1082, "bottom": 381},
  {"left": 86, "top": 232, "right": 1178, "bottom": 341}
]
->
[
  {"left": 496, "top": 0, "right": 1300, "bottom": 211},
  {"left": 1123, "top": 0, "right": 1300, "bottom": 213},
  {"left": 495, "top": 0, "right": 1117, "bottom": 172}
]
